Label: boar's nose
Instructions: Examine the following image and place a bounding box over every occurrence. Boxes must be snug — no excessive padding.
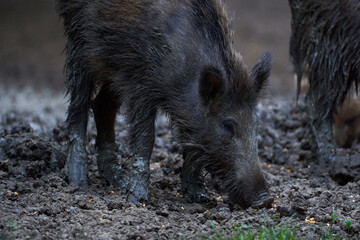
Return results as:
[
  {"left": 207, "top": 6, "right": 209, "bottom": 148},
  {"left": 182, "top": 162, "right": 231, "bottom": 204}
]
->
[{"left": 250, "top": 192, "right": 274, "bottom": 209}]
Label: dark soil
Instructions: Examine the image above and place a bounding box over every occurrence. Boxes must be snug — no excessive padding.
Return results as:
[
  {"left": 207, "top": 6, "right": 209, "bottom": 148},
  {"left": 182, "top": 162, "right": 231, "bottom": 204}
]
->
[
  {"left": 0, "top": 1, "right": 359, "bottom": 239},
  {"left": 0, "top": 90, "right": 359, "bottom": 239}
]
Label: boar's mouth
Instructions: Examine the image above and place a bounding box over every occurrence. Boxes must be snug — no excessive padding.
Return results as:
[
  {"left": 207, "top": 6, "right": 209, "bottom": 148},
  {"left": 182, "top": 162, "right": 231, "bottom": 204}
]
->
[
  {"left": 226, "top": 173, "right": 273, "bottom": 209},
  {"left": 228, "top": 188, "right": 273, "bottom": 209}
]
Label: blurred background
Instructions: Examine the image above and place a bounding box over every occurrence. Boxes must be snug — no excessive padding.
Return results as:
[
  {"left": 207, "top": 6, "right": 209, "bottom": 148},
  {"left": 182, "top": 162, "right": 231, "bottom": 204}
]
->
[{"left": 0, "top": 0, "right": 293, "bottom": 97}]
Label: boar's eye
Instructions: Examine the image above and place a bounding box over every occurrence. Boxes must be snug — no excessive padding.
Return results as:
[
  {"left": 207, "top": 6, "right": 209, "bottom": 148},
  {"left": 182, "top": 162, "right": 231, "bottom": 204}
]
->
[{"left": 222, "top": 119, "right": 237, "bottom": 135}]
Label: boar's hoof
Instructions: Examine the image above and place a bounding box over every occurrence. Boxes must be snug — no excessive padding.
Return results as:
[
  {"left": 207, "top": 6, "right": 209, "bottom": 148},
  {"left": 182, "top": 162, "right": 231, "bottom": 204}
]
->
[
  {"left": 122, "top": 156, "right": 150, "bottom": 205},
  {"left": 97, "top": 145, "right": 124, "bottom": 187},
  {"left": 65, "top": 141, "right": 88, "bottom": 187},
  {"left": 250, "top": 194, "right": 274, "bottom": 209}
]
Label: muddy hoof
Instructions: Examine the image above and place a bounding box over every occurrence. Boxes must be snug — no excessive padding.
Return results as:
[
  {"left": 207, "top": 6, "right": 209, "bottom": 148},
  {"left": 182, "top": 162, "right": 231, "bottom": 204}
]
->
[
  {"left": 65, "top": 142, "right": 88, "bottom": 187},
  {"left": 97, "top": 147, "right": 124, "bottom": 188}
]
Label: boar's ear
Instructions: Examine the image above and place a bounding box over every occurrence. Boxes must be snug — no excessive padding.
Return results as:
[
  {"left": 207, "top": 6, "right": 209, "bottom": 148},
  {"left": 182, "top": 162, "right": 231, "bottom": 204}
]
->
[
  {"left": 250, "top": 52, "right": 272, "bottom": 96},
  {"left": 199, "top": 68, "right": 224, "bottom": 109}
]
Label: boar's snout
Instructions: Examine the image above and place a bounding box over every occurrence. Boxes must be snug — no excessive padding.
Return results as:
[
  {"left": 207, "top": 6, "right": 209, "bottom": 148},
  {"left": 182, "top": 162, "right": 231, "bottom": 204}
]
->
[
  {"left": 228, "top": 166, "right": 273, "bottom": 209},
  {"left": 250, "top": 191, "right": 273, "bottom": 209}
]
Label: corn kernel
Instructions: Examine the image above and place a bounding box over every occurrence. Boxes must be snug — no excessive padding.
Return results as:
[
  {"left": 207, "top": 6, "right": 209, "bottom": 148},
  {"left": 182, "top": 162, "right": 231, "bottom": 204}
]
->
[
  {"left": 276, "top": 195, "right": 279, "bottom": 199},
  {"left": 216, "top": 196, "right": 222, "bottom": 200},
  {"left": 177, "top": 193, "right": 180, "bottom": 196},
  {"left": 164, "top": 134, "right": 169, "bottom": 138},
  {"left": 109, "top": 191, "right": 114, "bottom": 194},
  {"left": 181, "top": 207, "right": 185, "bottom": 210},
  {"left": 162, "top": 225, "right": 166, "bottom": 228},
  {"left": 280, "top": 167, "right": 285, "bottom": 171}
]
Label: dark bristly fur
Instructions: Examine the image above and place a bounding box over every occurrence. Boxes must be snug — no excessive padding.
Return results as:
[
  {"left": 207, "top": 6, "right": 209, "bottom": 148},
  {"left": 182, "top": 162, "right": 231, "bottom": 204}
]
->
[
  {"left": 289, "top": 0, "right": 360, "bottom": 164},
  {"left": 56, "top": 0, "right": 273, "bottom": 208}
]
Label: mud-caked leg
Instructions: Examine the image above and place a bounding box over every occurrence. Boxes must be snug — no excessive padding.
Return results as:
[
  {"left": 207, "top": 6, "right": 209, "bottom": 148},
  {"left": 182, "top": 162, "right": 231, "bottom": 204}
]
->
[
  {"left": 122, "top": 109, "right": 156, "bottom": 204},
  {"left": 181, "top": 149, "right": 209, "bottom": 203},
  {"left": 65, "top": 86, "right": 93, "bottom": 187},
  {"left": 92, "top": 85, "right": 122, "bottom": 186},
  {"left": 306, "top": 94, "right": 336, "bottom": 166}
]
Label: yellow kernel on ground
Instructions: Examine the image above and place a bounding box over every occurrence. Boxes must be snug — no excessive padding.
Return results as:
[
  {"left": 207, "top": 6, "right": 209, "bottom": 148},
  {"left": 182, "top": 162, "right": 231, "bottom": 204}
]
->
[
  {"left": 88, "top": 200, "right": 92, "bottom": 203},
  {"left": 216, "top": 196, "right": 222, "bottom": 200},
  {"left": 162, "top": 225, "right": 166, "bottom": 228},
  {"left": 326, "top": 213, "right": 330, "bottom": 216},
  {"left": 100, "top": 218, "right": 103, "bottom": 221},
  {"left": 181, "top": 207, "right": 185, "bottom": 210},
  {"left": 15, "top": 192, "right": 19, "bottom": 195},
  {"left": 276, "top": 196, "right": 279, "bottom": 199},
  {"left": 264, "top": 146, "right": 268, "bottom": 150},
  {"left": 207, "top": 210, "right": 211, "bottom": 213},
  {"left": 268, "top": 164, "right": 272, "bottom": 168},
  {"left": 264, "top": 162, "right": 267, "bottom": 166},
  {"left": 125, "top": 210, "right": 128, "bottom": 213},
  {"left": 177, "top": 193, "right": 181, "bottom": 196},
  {"left": 348, "top": 217, "right": 352, "bottom": 219},
  {"left": 307, "top": 211, "right": 310, "bottom": 214},
  {"left": 350, "top": 195, "right": 354, "bottom": 198},
  {"left": 287, "top": 169, "right": 291, "bottom": 173},
  {"left": 164, "top": 134, "right": 169, "bottom": 138},
  {"left": 280, "top": 167, "right": 285, "bottom": 171},
  {"left": 101, "top": 214, "right": 105, "bottom": 217},
  {"left": 33, "top": 211, "right": 37, "bottom": 215},
  {"left": 109, "top": 191, "right": 114, "bottom": 194},
  {"left": 158, "top": 162, "right": 162, "bottom": 165},
  {"left": 273, "top": 204, "right": 277, "bottom": 208},
  {"left": 310, "top": 218, "right": 315, "bottom": 221},
  {"left": 283, "top": 148, "right": 288, "bottom": 152},
  {"left": 327, "top": 223, "right": 330, "bottom": 227},
  {"left": 143, "top": 204, "right": 146, "bottom": 207}
]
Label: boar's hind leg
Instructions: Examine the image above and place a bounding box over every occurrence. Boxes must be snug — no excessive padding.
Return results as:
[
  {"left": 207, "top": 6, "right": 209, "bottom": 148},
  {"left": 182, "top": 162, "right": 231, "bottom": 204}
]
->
[
  {"left": 181, "top": 151, "right": 209, "bottom": 203},
  {"left": 65, "top": 81, "right": 93, "bottom": 187},
  {"left": 306, "top": 93, "right": 336, "bottom": 166},
  {"left": 92, "top": 83, "right": 122, "bottom": 186},
  {"left": 123, "top": 105, "right": 156, "bottom": 204}
]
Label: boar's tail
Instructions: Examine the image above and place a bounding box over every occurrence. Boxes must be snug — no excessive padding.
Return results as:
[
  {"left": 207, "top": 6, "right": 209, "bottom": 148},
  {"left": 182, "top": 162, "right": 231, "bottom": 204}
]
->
[{"left": 55, "top": 0, "right": 87, "bottom": 24}]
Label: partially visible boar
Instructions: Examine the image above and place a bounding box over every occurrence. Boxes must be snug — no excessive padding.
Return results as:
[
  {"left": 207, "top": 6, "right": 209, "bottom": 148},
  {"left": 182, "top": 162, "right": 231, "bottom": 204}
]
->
[
  {"left": 56, "top": 0, "right": 273, "bottom": 208},
  {"left": 289, "top": 0, "right": 360, "bottom": 164},
  {"left": 333, "top": 99, "right": 360, "bottom": 148}
]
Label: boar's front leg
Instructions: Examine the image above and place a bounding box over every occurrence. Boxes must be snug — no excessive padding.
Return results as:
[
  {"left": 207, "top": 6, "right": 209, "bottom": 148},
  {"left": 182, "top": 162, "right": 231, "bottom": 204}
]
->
[
  {"left": 306, "top": 93, "right": 336, "bottom": 166},
  {"left": 65, "top": 83, "right": 93, "bottom": 187},
  {"left": 92, "top": 84, "right": 122, "bottom": 186},
  {"left": 181, "top": 149, "right": 209, "bottom": 203},
  {"left": 122, "top": 105, "right": 156, "bottom": 204}
]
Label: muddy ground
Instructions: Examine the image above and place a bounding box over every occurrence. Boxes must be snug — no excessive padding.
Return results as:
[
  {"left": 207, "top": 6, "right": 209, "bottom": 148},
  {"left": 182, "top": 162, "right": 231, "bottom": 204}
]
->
[
  {"left": 0, "top": 88, "right": 359, "bottom": 240},
  {"left": 0, "top": 0, "right": 359, "bottom": 239}
]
